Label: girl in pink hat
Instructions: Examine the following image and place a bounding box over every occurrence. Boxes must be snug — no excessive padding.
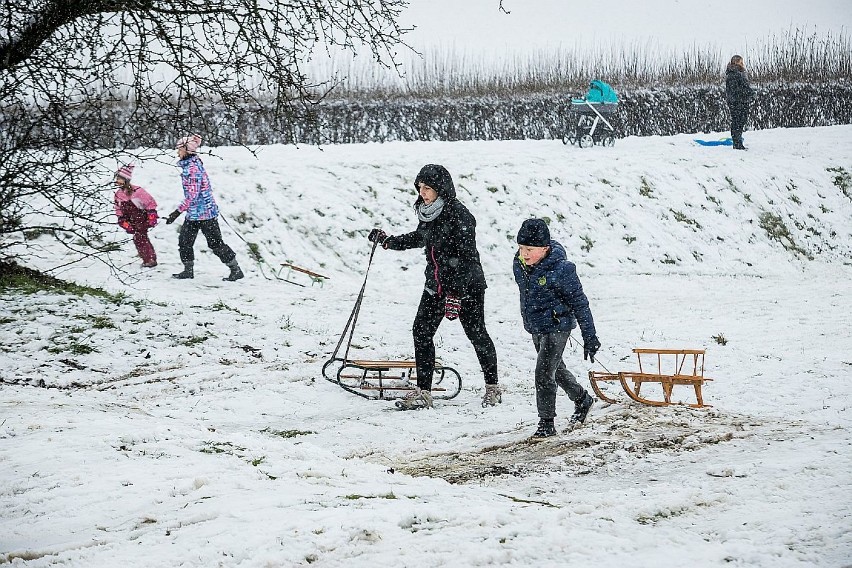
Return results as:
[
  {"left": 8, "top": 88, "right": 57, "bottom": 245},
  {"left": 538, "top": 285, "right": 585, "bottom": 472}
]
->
[{"left": 113, "top": 164, "right": 159, "bottom": 267}]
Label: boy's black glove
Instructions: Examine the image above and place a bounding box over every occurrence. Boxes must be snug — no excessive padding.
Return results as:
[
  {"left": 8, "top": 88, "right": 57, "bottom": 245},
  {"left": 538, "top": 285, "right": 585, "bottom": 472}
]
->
[
  {"left": 584, "top": 336, "right": 601, "bottom": 363},
  {"left": 367, "top": 228, "right": 387, "bottom": 244},
  {"left": 165, "top": 210, "right": 181, "bottom": 225}
]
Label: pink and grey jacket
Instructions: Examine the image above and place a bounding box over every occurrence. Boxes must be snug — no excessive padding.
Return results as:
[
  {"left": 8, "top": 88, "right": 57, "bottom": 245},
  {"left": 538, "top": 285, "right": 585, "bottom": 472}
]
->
[
  {"left": 177, "top": 155, "right": 219, "bottom": 220},
  {"left": 114, "top": 185, "right": 157, "bottom": 217}
]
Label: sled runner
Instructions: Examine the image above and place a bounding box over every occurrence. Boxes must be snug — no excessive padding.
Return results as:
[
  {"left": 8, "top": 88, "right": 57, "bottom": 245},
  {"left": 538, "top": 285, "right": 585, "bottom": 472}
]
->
[
  {"left": 589, "top": 348, "right": 712, "bottom": 408},
  {"left": 321, "top": 240, "right": 462, "bottom": 401},
  {"left": 278, "top": 262, "right": 328, "bottom": 287}
]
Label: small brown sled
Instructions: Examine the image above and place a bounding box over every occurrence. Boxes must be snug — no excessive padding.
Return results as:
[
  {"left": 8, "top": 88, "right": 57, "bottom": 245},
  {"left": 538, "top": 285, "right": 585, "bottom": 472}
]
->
[
  {"left": 589, "top": 348, "right": 713, "bottom": 408},
  {"left": 321, "top": 240, "right": 462, "bottom": 401}
]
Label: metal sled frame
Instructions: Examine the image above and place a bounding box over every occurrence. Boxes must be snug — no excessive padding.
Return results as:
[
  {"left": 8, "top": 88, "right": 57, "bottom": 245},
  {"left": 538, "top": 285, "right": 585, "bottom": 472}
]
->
[
  {"left": 589, "top": 348, "right": 713, "bottom": 408},
  {"left": 321, "top": 240, "right": 462, "bottom": 401}
]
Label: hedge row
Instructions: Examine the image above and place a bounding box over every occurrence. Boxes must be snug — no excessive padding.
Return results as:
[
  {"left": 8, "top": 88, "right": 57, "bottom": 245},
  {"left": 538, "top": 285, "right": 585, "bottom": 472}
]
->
[{"left": 39, "top": 83, "right": 852, "bottom": 148}]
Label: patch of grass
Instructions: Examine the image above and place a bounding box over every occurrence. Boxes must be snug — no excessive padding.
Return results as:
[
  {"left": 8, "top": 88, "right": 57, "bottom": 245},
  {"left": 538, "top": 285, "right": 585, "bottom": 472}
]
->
[
  {"left": 660, "top": 254, "right": 678, "bottom": 265},
  {"left": 712, "top": 333, "right": 728, "bottom": 346},
  {"left": 580, "top": 235, "right": 594, "bottom": 253},
  {"left": 758, "top": 211, "right": 812, "bottom": 259},
  {"left": 0, "top": 262, "right": 123, "bottom": 303},
  {"left": 669, "top": 209, "right": 703, "bottom": 231},
  {"left": 210, "top": 299, "right": 251, "bottom": 317},
  {"left": 486, "top": 186, "right": 499, "bottom": 193},
  {"left": 639, "top": 177, "right": 655, "bottom": 198},
  {"left": 0, "top": 316, "right": 15, "bottom": 325},
  {"left": 47, "top": 341, "right": 97, "bottom": 355},
  {"left": 89, "top": 315, "right": 116, "bottom": 329},
  {"left": 180, "top": 335, "right": 210, "bottom": 347},
  {"left": 623, "top": 235, "right": 636, "bottom": 244},
  {"left": 344, "top": 493, "right": 397, "bottom": 500},
  {"left": 198, "top": 441, "right": 246, "bottom": 454},
  {"left": 261, "top": 428, "right": 314, "bottom": 439},
  {"left": 826, "top": 166, "right": 851, "bottom": 200}
]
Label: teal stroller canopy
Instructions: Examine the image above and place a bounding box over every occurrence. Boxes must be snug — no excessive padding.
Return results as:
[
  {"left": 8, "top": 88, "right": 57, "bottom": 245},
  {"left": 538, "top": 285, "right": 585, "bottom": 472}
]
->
[{"left": 585, "top": 80, "right": 619, "bottom": 104}]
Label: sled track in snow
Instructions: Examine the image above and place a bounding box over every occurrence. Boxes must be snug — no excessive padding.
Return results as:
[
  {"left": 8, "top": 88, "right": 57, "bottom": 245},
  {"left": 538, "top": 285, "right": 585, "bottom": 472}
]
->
[{"left": 393, "top": 406, "right": 810, "bottom": 484}]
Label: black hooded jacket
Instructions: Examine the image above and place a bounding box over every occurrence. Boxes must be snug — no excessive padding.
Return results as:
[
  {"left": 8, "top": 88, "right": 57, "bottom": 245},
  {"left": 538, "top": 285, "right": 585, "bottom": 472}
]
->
[
  {"left": 383, "top": 164, "right": 487, "bottom": 297},
  {"left": 725, "top": 64, "right": 755, "bottom": 106}
]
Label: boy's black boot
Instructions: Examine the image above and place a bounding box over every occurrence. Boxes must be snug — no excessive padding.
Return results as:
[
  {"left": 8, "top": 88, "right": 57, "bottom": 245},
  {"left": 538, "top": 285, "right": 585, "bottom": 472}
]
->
[
  {"left": 223, "top": 259, "right": 244, "bottom": 282},
  {"left": 570, "top": 392, "right": 595, "bottom": 424},
  {"left": 172, "top": 262, "right": 194, "bottom": 279},
  {"left": 531, "top": 418, "right": 556, "bottom": 439}
]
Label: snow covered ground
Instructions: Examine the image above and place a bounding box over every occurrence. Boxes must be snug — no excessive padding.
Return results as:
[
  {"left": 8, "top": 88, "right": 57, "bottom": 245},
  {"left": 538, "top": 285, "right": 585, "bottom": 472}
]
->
[{"left": 2, "top": 126, "right": 852, "bottom": 566}]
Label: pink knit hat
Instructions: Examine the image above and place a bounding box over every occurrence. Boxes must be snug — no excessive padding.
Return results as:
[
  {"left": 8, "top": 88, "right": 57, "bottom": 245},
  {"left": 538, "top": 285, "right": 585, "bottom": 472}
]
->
[
  {"left": 116, "top": 163, "right": 135, "bottom": 181},
  {"left": 176, "top": 134, "right": 202, "bottom": 154}
]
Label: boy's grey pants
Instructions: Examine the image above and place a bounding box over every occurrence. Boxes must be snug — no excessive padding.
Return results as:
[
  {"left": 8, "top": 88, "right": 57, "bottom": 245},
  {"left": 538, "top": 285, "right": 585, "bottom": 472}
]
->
[{"left": 532, "top": 331, "right": 586, "bottom": 420}]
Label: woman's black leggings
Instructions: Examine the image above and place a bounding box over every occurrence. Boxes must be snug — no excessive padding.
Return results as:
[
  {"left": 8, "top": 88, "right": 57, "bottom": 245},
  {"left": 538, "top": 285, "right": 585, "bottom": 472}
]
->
[{"left": 412, "top": 288, "right": 498, "bottom": 390}]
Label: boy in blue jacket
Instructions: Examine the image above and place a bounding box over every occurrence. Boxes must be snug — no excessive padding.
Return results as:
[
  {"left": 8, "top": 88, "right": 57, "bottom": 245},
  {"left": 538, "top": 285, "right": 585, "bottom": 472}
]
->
[{"left": 512, "top": 219, "right": 601, "bottom": 438}]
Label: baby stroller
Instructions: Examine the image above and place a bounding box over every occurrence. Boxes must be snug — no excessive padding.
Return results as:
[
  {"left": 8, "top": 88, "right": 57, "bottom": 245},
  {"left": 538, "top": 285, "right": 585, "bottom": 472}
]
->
[{"left": 562, "top": 80, "right": 619, "bottom": 148}]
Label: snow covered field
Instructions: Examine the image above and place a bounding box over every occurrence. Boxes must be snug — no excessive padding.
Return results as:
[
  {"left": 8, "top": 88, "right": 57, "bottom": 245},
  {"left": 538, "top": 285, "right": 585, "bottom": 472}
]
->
[{"left": 2, "top": 126, "right": 852, "bottom": 566}]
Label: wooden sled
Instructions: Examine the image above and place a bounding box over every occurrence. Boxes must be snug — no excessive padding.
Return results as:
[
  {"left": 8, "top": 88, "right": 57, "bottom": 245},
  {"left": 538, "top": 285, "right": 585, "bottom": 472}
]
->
[
  {"left": 322, "top": 358, "right": 462, "bottom": 400},
  {"left": 321, "top": 240, "right": 462, "bottom": 401},
  {"left": 589, "top": 348, "right": 713, "bottom": 408},
  {"left": 278, "top": 262, "right": 329, "bottom": 287}
]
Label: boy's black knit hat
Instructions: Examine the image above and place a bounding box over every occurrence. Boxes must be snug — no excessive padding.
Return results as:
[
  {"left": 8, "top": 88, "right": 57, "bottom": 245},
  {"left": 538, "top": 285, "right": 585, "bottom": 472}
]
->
[{"left": 517, "top": 218, "right": 550, "bottom": 247}]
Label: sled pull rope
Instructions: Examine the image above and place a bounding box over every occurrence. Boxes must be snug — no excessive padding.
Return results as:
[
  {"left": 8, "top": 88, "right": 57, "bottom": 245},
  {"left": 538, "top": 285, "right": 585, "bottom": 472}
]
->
[
  {"left": 327, "top": 239, "right": 380, "bottom": 363},
  {"left": 567, "top": 332, "right": 613, "bottom": 374}
]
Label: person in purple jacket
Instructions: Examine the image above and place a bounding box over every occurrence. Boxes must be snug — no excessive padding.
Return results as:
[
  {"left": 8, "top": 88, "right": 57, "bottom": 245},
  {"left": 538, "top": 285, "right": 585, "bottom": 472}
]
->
[{"left": 165, "top": 134, "right": 243, "bottom": 281}]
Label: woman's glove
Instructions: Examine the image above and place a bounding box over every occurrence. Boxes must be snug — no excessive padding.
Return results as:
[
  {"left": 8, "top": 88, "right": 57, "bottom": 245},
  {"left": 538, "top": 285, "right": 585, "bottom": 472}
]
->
[
  {"left": 146, "top": 210, "right": 158, "bottom": 228},
  {"left": 165, "top": 210, "right": 181, "bottom": 225},
  {"left": 118, "top": 217, "right": 134, "bottom": 234},
  {"left": 444, "top": 294, "right": 462, "bottom": 321},
  {"left": 367, "top": 228, "right": 387, "bottom": 245}
]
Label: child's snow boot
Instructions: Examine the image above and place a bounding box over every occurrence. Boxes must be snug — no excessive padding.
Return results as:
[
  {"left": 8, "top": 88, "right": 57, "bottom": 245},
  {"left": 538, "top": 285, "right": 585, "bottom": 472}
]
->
[
  {"left": 531, "top": 418, "right": 556, "bottom": 439},
  {"left": 570, "top": 392, "right": 594, "bottom": 424},
  {"left": 481, "top": 383, "right": 502, "bottom": 407},
  {"left": 223, "top": 259, "right": 244, "bottom": 282},
  {"left": 172, "top": 262, "right": 194, "bottom": 279}
]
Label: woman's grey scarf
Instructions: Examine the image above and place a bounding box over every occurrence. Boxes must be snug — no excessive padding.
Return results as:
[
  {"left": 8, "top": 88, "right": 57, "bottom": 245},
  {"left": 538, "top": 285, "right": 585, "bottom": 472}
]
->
[{"left": 415, "top": 197, "right": 445, "bottom": 222}]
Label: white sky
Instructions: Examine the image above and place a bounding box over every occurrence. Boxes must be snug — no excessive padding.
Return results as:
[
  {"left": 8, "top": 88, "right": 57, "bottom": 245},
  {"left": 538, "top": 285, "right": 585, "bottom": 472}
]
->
[{"left": 399, "top": 0, "right": 851, "bottom": 55}]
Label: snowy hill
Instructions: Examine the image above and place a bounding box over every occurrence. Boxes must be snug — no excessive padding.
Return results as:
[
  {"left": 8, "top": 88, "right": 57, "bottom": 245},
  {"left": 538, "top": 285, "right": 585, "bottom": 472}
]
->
[{"left": 2, "top": 126, "right": 851, "bottom": 566}]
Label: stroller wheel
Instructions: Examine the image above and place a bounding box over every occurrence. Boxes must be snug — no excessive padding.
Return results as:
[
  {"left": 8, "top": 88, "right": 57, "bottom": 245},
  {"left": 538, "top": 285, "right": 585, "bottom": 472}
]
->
[
  {"left": 602, "top": 136, "right": 615, "bottom": 147},
  {"left": 579, "top": 134, "right": 594, "bottom": 148}
]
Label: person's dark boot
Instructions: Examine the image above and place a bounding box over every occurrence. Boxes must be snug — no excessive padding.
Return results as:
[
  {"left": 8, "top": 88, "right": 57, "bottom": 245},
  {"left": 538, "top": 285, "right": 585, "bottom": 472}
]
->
[
  {"left": 223, "top": 259, "right": 244, "bottom": 282},
  {"left": 530, "top": 418, "right": 556, "bottom": 439},
  {"left": 570, "top": 392, "right": 595, "bottom": 424},
  {"left": 172, "top": 262, "right": 194, "bottom": 279}
]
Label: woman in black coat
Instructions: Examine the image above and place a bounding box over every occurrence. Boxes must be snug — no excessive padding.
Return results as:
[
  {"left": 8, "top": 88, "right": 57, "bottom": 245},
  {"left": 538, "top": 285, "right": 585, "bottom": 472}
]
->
[
  {"left": 725, "top": 55, "right": 756, "bottom": 150},
  {"left": 368, "top": 164, "right": 500, "bottom": 410}
]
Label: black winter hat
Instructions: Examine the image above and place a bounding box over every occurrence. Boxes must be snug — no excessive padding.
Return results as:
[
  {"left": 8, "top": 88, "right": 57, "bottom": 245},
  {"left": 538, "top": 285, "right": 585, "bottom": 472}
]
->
[
  {"left": 517, "top": 218, "right": 550, "bottom": 247},
  {"left": 414, "top": 164, "right": 456, "bottom": 200}
]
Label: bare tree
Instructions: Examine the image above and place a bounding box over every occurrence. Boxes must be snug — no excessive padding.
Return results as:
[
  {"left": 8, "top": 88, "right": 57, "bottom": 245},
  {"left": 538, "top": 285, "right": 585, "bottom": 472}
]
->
[{"left": 0, "top": 0, "right": 411, "bottom": 268}]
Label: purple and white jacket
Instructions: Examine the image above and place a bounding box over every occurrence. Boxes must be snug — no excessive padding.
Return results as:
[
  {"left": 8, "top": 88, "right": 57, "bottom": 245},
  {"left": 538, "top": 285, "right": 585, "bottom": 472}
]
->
[{"left": 177, "top": 155, "right": 219, "bottom": 220}]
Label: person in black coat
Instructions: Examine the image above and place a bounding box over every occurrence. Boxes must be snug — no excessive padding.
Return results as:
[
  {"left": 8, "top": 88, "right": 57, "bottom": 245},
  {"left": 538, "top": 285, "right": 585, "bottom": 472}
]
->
[
  {"left": 725, "top": 55, "right": 756, "bottom": 150},
  {"left": 368, "top": 164, "right": 500, "bottom": 410},
  {"left": 512, "top": 219, "right": 600, "bottom": 438}
]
